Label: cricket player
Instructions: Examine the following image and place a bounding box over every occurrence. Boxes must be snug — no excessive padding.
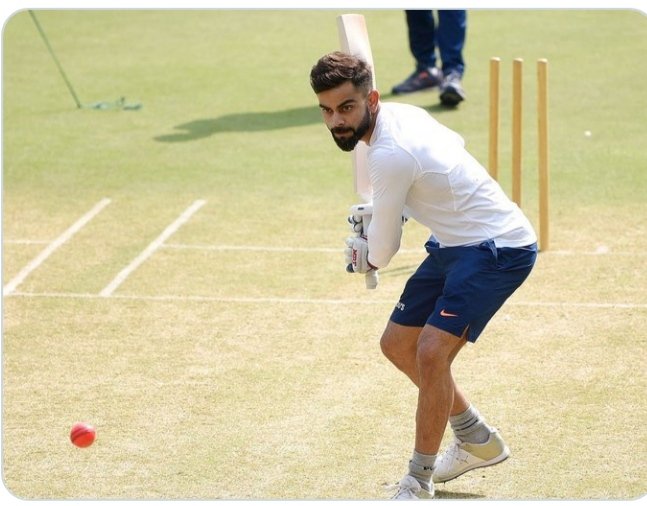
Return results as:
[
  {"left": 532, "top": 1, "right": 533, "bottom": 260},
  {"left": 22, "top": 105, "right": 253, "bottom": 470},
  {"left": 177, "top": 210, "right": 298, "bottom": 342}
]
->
[{"left": 310, "top": 52, "right": 538, "bottom": 499}]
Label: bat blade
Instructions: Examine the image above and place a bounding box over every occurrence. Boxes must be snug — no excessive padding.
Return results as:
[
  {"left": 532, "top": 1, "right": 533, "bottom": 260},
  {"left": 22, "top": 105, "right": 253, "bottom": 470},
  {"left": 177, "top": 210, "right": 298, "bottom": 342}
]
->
[{"left": 337, "top": 14, "right": 375, "bottom": 202}]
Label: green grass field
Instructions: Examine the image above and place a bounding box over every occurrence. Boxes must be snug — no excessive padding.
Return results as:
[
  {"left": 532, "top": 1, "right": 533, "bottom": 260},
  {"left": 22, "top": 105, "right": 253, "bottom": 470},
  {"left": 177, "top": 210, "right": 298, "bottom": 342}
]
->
[{"left": 2, "top": 9, "right": 646, "bottom": 500}]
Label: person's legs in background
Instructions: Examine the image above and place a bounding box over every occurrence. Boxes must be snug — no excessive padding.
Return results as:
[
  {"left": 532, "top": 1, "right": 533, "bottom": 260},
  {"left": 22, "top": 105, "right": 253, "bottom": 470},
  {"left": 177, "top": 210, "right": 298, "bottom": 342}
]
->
[
  {"left": 391, "top": 10, "right": 443, "bottom": 95},
  {"left": 437, "top": 10, "right": 467, "bottom": 106}
]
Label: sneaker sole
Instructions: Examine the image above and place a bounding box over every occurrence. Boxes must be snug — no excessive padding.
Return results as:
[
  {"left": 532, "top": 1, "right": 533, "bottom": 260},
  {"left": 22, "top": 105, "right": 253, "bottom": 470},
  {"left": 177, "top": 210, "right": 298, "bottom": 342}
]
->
[
  {"left": 433, "top": 446, "right": 510, "bottom": 484},
  {"left": 439, "top": 92, "right": 464, "bottom": 106}
]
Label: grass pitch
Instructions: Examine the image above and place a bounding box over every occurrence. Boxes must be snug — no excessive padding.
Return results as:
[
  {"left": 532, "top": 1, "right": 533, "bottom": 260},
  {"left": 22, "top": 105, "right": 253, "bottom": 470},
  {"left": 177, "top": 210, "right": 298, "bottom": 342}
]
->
[{"left": 2, "top": 9, "right": 646, "bottom": 500}]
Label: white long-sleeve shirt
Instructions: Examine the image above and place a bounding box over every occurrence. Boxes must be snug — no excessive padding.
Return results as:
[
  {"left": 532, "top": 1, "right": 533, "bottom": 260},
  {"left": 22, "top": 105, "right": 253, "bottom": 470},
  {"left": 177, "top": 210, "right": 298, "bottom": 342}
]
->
[{"left": 365, "top": 102, "right": 537, "bottom": 269}]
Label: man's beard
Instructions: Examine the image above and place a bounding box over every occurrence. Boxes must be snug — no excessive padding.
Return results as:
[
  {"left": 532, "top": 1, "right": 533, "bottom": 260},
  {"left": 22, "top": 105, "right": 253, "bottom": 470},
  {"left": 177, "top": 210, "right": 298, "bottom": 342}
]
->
[{"left": 330, "top": 106, "right": 371, "bottom": 152}]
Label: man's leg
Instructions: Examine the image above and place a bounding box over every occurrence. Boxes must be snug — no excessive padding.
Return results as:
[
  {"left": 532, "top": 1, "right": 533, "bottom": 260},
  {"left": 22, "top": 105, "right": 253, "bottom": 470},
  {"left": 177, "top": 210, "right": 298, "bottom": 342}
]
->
[
  {"left": 381, "top": 320, "right": 509, "bottom": 489},
  {"left": 382, "top": 321, "right": 469, "bottom": 497},
  {"left": 379, "top": 321, "right": 420, "bottom": 385},
  {"left": 437, "top": 9, "right": 467, "bottom": 105},
  {"left": 405, "top": 10, "right": 437, "bottom": 71},
  {"left": 391, "top": 10, "right": 443, "bottom": 95},
  {"left": 386, "top": 242, "right": 536, "bottom": 495},
  {"left": 436, "top": 10, "right": 466, "bottom": 76},
  {"left": 380, "top": 321, "right": 469, "bottom": 415},
  {"left": 414, "top": 324, "right": 467, "bottom": 455}
]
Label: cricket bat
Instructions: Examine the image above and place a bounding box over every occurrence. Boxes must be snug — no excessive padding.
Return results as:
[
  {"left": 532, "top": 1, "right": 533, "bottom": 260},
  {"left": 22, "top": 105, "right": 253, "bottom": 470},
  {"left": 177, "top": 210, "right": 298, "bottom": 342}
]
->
[
  {"left": 337, "top": 13, "right": 375, "bottom": 202},
  {"left": 337, "top": 14, "right": 378, "bottom": 289}
]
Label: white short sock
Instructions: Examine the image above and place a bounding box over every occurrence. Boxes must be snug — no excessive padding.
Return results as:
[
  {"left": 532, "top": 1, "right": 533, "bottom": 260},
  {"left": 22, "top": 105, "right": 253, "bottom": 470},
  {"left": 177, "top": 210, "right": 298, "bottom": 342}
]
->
[
  {"left": 408, "top": 450, "right": 436, "bottom": 491},
  {"left": 449, "top": 404, "right": 492, "bottom": 444}
]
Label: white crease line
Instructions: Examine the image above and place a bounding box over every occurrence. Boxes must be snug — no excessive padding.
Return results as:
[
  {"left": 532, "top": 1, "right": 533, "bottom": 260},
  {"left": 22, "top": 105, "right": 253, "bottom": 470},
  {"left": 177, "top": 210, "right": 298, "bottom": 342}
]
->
[
  {"left": 99, "top": 200, "right": 206, "bottom": 297},
  {"left": 6, "top": 291, "right": 647, "bottom": 309},
  {"left": 164, "top": 244, "right": 342, "bottom": 253},
  {"left": 163, "top": 243, "right": 422, "bottom": 254},
  {"left": 162, "top": 243, "right": 646, "bottom": 257},
  {"left": 509, "top": 301, "right": 647, "bottom": 309},
  {"left": 546, "top": 250, "right": 644, "bottom": 256},
  {"left": 8, "top": 238, "right": 645, "bottom": 257},
  {"left": 3, "top": 198, "right": 112, "bottom": 296},
  {"left": 4, "top": 239, "right": 50, "bottom": 245}
]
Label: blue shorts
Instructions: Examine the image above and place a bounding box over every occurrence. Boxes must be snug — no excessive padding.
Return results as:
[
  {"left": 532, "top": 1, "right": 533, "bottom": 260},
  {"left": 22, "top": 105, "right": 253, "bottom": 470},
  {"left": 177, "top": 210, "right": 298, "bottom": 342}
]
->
[{"left": 390, "top": 239, "right": 537, "bottom": 342}]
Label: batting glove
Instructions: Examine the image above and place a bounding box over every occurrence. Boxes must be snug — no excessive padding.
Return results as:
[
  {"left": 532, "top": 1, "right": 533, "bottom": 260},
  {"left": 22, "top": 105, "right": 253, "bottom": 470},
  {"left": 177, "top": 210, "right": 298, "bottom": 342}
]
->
[
  {"left": 344, "top": 236, "right": 376, "bottom": 274},
  {"left": 348, "top": 213, "right": 408, "bottom": 234},
  {"left": 347, "top": 214, "right": 364, "bottom": 234}
]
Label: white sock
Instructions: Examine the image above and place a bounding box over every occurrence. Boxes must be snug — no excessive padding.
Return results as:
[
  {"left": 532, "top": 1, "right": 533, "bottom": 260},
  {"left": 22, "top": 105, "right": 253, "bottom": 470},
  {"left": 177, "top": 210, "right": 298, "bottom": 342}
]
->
[
  {"left": 450, "top": 404, "right": 492, "bottom": 444},
  {"left": 408, "top": 450, "right": 436, "bottom": 491}
]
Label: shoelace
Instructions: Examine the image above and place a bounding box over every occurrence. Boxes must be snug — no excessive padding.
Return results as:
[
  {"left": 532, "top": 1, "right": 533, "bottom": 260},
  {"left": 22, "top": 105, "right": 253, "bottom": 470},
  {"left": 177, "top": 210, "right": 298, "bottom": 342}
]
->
[
  {"left": 442, "top": 438, "right": 463, "bottom": 461},
  {"left": 385, "top": 481, "right": 418, "bottom": 499}
]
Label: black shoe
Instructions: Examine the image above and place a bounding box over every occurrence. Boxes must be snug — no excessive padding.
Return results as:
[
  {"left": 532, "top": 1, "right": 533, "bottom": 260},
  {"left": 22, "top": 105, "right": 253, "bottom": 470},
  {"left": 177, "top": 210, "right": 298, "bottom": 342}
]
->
[
  {"left": 439, "top": 72, "right": 466, "bottom": 106},
  {"left": 392, "top": 67, "right": 443, "bottom": 95}
]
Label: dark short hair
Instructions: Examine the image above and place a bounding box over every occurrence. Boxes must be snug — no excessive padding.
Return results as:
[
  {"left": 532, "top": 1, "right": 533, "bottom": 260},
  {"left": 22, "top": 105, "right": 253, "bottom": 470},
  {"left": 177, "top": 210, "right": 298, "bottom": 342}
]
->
[{"left": 310, "top": 51, "right": 373, "bottom": 95}]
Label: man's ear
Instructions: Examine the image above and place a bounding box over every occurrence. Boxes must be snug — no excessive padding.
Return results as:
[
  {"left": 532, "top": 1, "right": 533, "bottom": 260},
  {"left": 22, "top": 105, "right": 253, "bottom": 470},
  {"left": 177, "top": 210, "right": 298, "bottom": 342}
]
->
[{"left": 367, "top": 89, "right": 380, "bottom": 112}]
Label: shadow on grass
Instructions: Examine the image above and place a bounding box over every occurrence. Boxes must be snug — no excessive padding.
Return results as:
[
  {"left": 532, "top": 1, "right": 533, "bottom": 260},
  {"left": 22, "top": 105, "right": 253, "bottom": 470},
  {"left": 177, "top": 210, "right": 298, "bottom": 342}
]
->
[
  {"left": 154, "top": 96, "right": 461, "bottom": 143},
  {"left": 423, "top": 102, "right": 460, "bottom": 114},
  {"left": 434, "top": 489, "right": 486, "bottom": 499},
  {"left": 154, "top": 105, "right": 321, "bottom": 143}
]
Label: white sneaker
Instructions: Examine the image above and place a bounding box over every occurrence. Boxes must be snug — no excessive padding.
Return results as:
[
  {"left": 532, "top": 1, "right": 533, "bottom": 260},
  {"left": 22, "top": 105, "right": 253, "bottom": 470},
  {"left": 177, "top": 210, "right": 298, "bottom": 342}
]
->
[
  {"left": 390, "top": 474, "right": 434, "bottom": 500},
  {"left": 432, "top": 429, "right": 510, "bottom": 484}
]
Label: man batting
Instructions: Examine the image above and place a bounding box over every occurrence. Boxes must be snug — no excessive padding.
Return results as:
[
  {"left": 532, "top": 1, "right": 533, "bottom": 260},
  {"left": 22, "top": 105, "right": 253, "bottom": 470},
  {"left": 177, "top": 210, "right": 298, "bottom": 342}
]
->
[{"left": 309, "top": 52, "right": 538, "bottom": 499}]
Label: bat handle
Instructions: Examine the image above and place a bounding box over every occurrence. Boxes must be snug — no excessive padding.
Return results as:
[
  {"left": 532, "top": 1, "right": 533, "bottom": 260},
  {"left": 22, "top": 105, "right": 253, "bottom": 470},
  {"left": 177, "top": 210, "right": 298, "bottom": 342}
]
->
[
  {"left": 365, "top": 269, "right": 378, "bottom": 289},
  {"left": 361, "top": 213, "right": 378, "bottom": 289}
]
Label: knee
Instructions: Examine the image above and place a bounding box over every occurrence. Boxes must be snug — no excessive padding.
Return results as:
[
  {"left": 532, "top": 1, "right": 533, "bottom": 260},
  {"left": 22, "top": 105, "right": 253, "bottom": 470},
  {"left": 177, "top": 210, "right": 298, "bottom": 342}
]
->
[
  {"left": 380, "top": 330, "right": 398, "bottom": 361},
  {"left": 416, "top": 338, "right": 438, "bottom": 370},
  {"left": 416, "top": 335, "right": 450, "bottom": 373},
  {"left": 379, "top": 323, "right": 413, "bottom": 363}
]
